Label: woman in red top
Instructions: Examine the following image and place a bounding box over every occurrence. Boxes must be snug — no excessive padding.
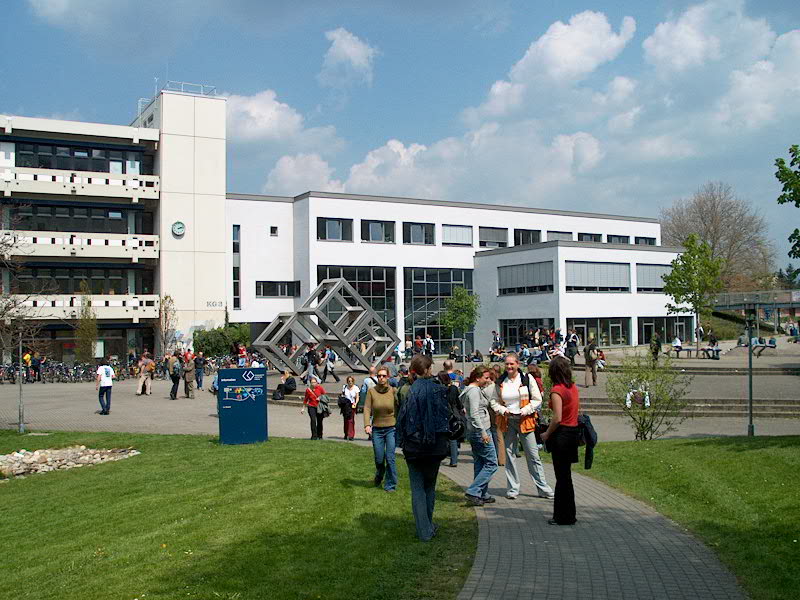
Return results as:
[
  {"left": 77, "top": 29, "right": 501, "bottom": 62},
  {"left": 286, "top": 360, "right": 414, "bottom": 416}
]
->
[
  {"left": 540, "top": 356, "right": 580, "bottom": 526},
  {"left": 301, "top": 375, "right": 326, "bottom": 440}
]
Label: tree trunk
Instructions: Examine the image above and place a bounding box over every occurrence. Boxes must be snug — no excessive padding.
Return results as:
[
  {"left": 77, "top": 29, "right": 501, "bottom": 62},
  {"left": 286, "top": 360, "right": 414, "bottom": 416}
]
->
[{"left": 696, "top": 310, "right": 701, "bottom": 354}]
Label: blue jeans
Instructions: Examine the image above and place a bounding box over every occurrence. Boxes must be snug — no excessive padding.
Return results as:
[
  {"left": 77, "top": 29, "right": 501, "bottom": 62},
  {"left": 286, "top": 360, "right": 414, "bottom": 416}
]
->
[
  {"left": 195, "top": 370, "right": 204, "bottom": 389},
  {"left": 407, "top": 458, "right": 440, "bottom": 541},
  {"left": 448, "top": 439, "right": 459, "bottom": 466},
  {"left": 371, "top": 426, "right": 397, "bottom": 491},
  {"left": 466, "top": 431, "right": 498, "bottom": 498},
  {"left": 98, "top": 386, "right": 112, "bottom": 413}
]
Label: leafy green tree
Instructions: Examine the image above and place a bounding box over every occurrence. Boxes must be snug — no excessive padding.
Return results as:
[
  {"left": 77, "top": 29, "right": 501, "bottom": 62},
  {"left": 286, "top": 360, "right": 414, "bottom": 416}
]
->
[
  {"left": 194, "top": 323, "right": 250, "bottom": 356},
  {"left": 606, "top": 354, "right": 693, "bottom": 440},
  {"left": 775, "top": 144, "right": 800, "bottom": 259},
  {"left": 663, "top": 233, "right": 724, "bottom": 352},
  {"left": 775, "top": 263, "right": 799, "bottom": 289},
  {"left": 75, "top": 280, "right": 97, "bottom": 363},
  {"left": 440, "top": 287, "right": 480, "bottom": 352}
]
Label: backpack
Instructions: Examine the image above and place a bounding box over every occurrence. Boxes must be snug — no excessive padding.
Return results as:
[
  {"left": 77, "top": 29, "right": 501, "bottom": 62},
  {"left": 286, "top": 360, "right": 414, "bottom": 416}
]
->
[
  {"left": 300, "top": 355, "right": 308, "bottom": 367},
  {"left": 359, "top": 377, "right": 377, "bottom": 403},
  {"left": 146, "top": 360, "right": 155, "bottom": 372},
  {"left": 173, "top": 360, "right": 183, "bottom": 377},
  {"left": 328, "top": 350, "right": 338, "bottom": 363},
  {"left": 588, "top": 348, "right": 598, "bottom": 361}
]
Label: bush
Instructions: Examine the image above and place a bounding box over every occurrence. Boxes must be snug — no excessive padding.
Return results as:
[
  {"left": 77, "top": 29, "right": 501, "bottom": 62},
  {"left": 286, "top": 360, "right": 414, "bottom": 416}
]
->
[
  {"left": 605, "top": 354, "right": 693, "bottom": 440},
  {"left": 193, "top": 324, "right": 250, "bottom": 356}
]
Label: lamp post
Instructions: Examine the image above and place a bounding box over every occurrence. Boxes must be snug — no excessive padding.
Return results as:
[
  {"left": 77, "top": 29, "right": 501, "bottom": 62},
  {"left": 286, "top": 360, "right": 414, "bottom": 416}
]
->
[{"left": 745, "top": 308, "right": 755, "bottom": 437}]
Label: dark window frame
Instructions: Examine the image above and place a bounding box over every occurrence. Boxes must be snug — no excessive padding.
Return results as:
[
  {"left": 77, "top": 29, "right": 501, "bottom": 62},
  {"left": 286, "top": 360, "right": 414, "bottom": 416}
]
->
[
  {"left": 255, "top": 281, "right": 301, "bottom": 298},
  {"left": 361, "top": 220, "right": 396, "bottom": 244},
  {"left": 478, "top": 226, "right": 509, "bottom": 248},
  {"left": 635, "top": 236, "right": 656, "bottom": 246},
  {"left": 607, "top": 235, "right": 631, "bottom": 244},
  {"left": 317, "top": 217, "right": 354, "bottom": 242},
  {"left": 402, "top": 222, "right": 435, "bottom": 245},
  {"left": 513, "top": 229, "right": 541, "bottom": 246},
  {"left": 577, "top": 233, "right": 602, "bottom": 243}
]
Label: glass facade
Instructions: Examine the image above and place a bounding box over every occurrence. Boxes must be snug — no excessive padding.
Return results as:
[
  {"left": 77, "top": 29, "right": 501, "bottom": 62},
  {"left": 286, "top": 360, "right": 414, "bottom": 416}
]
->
[
  {"left": 15, "top": 142, "right": 152, "bottom": 175},
  {"left": 11, "top": 266, "right": 153, "bottom": 295},
  {"left": 404, "top": 267, "right": 473, "bottom": 352},
  {"left": 500, "top": 318, "right": 554, "bottom": 349},
  {"left": 9, "top": 203, "right": 152, "bottom": 234},
  {"left": 31, "top": 327, "right": 154, "bottom": 364},
  {"left": 637, "top": 316, "right": 694, "bottom": 345},
  {"left": 566, "top": 317, "right": 632, "bottom": 347},
  {"left": 317, "top": 265, "right": 396, "bottom": 330}
]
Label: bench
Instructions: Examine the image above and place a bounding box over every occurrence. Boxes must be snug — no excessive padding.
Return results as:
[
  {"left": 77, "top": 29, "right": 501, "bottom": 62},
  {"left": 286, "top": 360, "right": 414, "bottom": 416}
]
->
[{"left": 666, "top": 348, "right": 694, "bottom": 358}]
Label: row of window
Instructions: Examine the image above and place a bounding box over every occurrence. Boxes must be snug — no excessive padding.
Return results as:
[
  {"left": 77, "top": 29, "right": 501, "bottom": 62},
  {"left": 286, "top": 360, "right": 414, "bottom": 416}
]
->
[
  {"left": 255, "top": 281, "right": 301, "bottom": 298},
  {"left": 9, "top": 204, "right": 153, "bottom": 235},
  {"left": 10, "top": 267, "right": 153, "bottom": 295},
  {"left": 316, "top": 218, "right": 656, "bottom": 247},
  {"left": 15, "top": 142, "right": 153, "bottom": 175}
]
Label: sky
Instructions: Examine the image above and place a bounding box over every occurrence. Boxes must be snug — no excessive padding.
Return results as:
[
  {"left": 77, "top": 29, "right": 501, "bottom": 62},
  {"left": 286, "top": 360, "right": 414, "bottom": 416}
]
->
[{"left": 2, "top": 0, "right": 799, "bottom": 262}]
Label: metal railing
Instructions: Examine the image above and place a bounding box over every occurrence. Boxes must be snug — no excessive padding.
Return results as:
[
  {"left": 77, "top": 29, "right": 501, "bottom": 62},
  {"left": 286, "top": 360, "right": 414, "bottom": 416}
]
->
[{"left": 713, "top": 290, "right": 800, "bottom": 307}]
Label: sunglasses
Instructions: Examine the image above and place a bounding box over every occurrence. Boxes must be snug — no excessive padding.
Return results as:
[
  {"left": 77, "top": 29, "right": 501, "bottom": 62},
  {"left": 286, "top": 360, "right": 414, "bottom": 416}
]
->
[{"left": 377, "top": 373, "right": 389, "bottom": 377}]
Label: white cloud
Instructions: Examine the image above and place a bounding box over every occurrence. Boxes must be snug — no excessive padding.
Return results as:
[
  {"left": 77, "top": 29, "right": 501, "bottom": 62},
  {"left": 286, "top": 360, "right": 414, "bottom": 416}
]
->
[
  {"left": 607, "top": 106, "right": 642, "bottom": 132},
  {"left": 264, "top": 154, "right": 344, "bottom": 194},
  {"left": 318, "top": 27, "right": 378, "bottom": 89},
  {"left": 628, "top": 135, "right": 697, "bottom": 161},
  {"left": 643, "top": 0, "right": 775, "bottom": 73}
]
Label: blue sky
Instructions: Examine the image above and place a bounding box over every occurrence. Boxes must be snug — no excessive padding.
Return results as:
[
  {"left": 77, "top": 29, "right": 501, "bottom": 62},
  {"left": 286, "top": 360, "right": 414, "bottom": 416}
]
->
[{"left": 2, "top": 0, "right": 799, "bottom": 261}]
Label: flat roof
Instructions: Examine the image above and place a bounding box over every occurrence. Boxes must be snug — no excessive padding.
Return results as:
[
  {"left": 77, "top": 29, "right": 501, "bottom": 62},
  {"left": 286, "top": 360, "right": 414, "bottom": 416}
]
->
[
  {"left": 0, "top": 114, "right": 159, "bottom": 143},
  {"left": 226, "top": 190, "right": 660, "bottom": 224},
  {"left": 475, "top": 240, "right": 683, "bottom": 257}
]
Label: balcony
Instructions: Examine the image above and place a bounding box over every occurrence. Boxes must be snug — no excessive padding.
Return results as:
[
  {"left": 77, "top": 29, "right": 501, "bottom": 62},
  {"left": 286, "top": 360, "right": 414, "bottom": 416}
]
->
[
  {"left": 3, "top": 230, "right": 158, "bottom": 262},
  {"left": 17, "top": 294, "right": 159, "bottom": 322},
  {"left": 1, "top": 167, "right": 159, "bottom": 201}
]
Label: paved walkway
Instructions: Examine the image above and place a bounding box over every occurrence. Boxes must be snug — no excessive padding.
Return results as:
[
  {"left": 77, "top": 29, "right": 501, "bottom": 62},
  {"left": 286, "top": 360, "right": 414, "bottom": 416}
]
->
[{"left": 441, "top": 449, "right": 747, "bottom": 600}]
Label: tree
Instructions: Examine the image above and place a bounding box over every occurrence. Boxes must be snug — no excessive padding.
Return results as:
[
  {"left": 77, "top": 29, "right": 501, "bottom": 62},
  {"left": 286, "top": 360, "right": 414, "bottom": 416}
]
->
[
  {"left": 662, "top": 234, "right": 724, "bottom": 352},
  {"left": 75, "top": 280, "right": 97, "bottom": 363},
  {"left": 660, "top": 181, "right": 775, "bottom": 290},
  {"left": 440, "top": 287, "right": 480, "bottom": 351},
  {"left": 606, "top": 354, "right": 693, "bottom": 441},
  {"left": 193, "top": 323, "right": 250, "bottom": 356},
  {"left": 775, "top": 263, "right": 800, "bottom": 289},
  {"left": 775, "top": 144, "right": 800, "bottom": 259},
  {"left": 157, "top": 294, "right": 178, "bottom": 354}
]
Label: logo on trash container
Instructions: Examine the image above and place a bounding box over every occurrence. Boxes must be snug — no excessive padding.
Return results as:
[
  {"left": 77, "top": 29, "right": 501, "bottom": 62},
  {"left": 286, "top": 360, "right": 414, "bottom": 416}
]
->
[{"left": 242, "top": 370, "right": 255, "bottom": 382}]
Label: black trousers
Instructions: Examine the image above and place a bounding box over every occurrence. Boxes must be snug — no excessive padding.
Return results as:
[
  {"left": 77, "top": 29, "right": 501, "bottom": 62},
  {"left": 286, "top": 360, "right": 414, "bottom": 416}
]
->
[
  {"left": 170, "top": 374, "right": 180, "bottom": 399},
  {"left": 550, "top": 425, "right": 580, "bottom": 525},
  {"left": 308, "top": 405, "right": 324, "bottom": 439},
  {"left": 323, "top": 366, "right": 340, "bottom": 383}
]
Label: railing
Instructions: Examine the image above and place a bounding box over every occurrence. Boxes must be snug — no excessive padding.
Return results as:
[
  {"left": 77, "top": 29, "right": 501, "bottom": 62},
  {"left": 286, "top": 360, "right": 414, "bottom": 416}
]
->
[
  {"left": 17, "top": 294, "right": 159, "bottom": 321},
  {"left": 0, "top": 167, "right": 159, "bottom": 199},
  {"left": 714, "top": 290, "right": 800, "bottom": 307},
  {"left": 3, "top": 230, "right": 159, "bottom": 261}
]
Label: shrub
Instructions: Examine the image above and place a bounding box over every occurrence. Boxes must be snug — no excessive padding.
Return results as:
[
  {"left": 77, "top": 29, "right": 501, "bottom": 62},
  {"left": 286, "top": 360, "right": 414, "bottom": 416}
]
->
[{"left": 193, "top": 324, "right": 250, "bottom": 356}]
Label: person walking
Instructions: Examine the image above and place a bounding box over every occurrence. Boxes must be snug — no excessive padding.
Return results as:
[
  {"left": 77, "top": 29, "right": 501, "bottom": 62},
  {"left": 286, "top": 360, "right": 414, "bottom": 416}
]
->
[
  {"left": 493, "top": 352, "right": 554, "bottom": 500},
  {"left": 364, "top": 366, "right": 399, "bottom": 492},
  {"left": 341, "top": 376, "right": 359, "bottom": 441},
  {"left": 396, "top": 354, "right": 450, "bottom": 542},
  {"left": 565, "top": 329, "right": 580, "bottom": 366},
  {"left": 137, "top": 352, "right": 154, "bottom": 396},
  {"left": 301, "top": 375, "right": 326, "bottom": 440},
  {"left": 194, "top": 351, "right": 207, "bottom": 390},
  {"left": 322, "top": 345, "right": 341, "bottom": 383},
  {"left": 168, "top": 350, "right": 182, "bottom": 400},
  {"left": 461, "top": 365, "right": 499, "bottom": 506},
  {"left": 95, "top": 358, "right": 115, "bottom": 415},
  {"left": 540, "top": 357, "right": 580, "bottom": 526},
  {"left": 183, "top": 355, "right": 196, "bottom": 399},
  {"left": 650, "top": 332, "right": 662, "bottom": 364},
  {"left": 439, "top": 371, "right": 464, "bottom": 467},
  {"left": 302, "top": 343, "right": 319, "bottom": 385},
  {"left": 423, "top": 333, "right": 435, "bottom": 357},
  {"left": 583, "top": 338, "right": 598, "bottom": 387}
]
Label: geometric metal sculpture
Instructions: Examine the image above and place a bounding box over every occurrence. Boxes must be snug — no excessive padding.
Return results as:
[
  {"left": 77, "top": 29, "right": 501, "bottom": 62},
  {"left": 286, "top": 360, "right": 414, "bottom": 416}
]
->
[{"left": 252, "top": 278, "right": 401, "bottom": 375}]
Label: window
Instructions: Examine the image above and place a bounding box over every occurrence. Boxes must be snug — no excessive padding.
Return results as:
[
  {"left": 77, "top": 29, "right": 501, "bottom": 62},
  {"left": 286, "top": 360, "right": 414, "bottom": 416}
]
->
[
  {"left": 565, "top": 261, "right": 630, "bottom": 292},
  {"left": 13, "top": 142, "right": 151, "bottom": 174},
  {"left": 317, "top": 217, "right": 353, "bottom": 241},
  {"left": 361, "top": 220, "right": 395, "bottom": 243},
  {"left": 318, "top": 265, "right": 396, "bottom": 329},
  {"left": 607, "top": 235, "right": 630, "bottom": 244},
  {"left": 402, "top": 222, "right": 435, "bottom": 245},
  {"left": 255, "top": 281, "right": 301, "bottom": 297},
  {"left": 9, "top": 204, "right": 135, "bottom": 234},
  {"left": 404, "top": 267, "right": 473, "bottom": 352},
  {"left": 270, "top": 226, "right": 278, "bottom": 236},
  {"left": 578, "top": 233, "right": 602, "bottom": 242},
  {"left": 547, "top": 231, "right": 573, "bottom": 241},
  {"left": 514, "top": 229, "right": 541, "bottom": 245},
  {"left": 10, "top": 266, "right": 144, "bottom": 295},
  {"left": 232, "top": 224, "right": 240, "bottom": 253},
  {"left": 498, "top": 261, "right": 554, "bottom": 295},
  {"left": 479, "top": 227, "right": 508, "bottom": 248},
  {"left": 636, "top": 236, "right": 656, "bottom": 246},
  {"left": 636, "top": 264, "right": 671, "bottom": 292},
  {"left": 232, "top": 267, "right": 240, "bottom": 309},
  {"left": 441, "top": 225, "right": 472, "bottom": 246}
]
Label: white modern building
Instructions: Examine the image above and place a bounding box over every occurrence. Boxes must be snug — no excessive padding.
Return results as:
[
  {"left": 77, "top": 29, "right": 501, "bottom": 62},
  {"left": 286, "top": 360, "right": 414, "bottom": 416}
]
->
[
  {"left": 1, "top": 87, "right": 688, "bottom": 360},
  {"left": 1, "top": 87, "right": 227, "bottom": 360}
]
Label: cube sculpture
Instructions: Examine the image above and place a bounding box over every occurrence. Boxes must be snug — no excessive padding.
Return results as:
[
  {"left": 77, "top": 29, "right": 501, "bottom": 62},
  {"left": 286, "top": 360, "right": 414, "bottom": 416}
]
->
[{"left": 252, "top": 278, "right": 400, "bottom": 375}]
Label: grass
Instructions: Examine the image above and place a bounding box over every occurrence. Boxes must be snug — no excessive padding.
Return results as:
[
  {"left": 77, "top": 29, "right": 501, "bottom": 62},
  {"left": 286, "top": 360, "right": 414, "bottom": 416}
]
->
[
  {"left": 0, "top": 430, "right": 477, "bottom": 600},
  {"left": 583, "top": 436, "right": 800, "bottom": 600}
]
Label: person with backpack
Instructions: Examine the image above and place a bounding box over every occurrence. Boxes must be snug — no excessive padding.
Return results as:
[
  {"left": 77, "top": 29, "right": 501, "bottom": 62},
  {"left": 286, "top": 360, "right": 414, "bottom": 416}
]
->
[
  {"left": 583, "top": 338, "right": 599, "bottom": 387},
  {"left": 438, "top": 371, "right": 464, "bottom": 468},
  {"left": 95, "top": 357, "right": 115, "bottom": 415},
  {"left": 493, "top": 352, "right": 554, "bottom": 500},
  {"left": 423, "top": 333, "right": 435, "bottom": 357},
  {"left": 461, "top": 365, "right": 499, "bottom": 506},
  {"left": 168, "top": 350, "right": 182, "bottom": 400},
  {"left": 340, "top": 376, "right": 359, "bottom": 440},
  {"left": 136, "top": 352, "right": 154, "bottom": 396},
  {"left": 395, "top": 354, "right": 450, "bottom": 542},
  {"left": 302, "top": 343, "right": 320, "bottom": 385},
  {"left": 364, "top": 366, "right": 399, "bottom": 492},
  {"left": 565, "top": 330, "right": 580, "bottom": 366},
  {"left": 322, "top": 345, "right": 341, "bottom": 383}
]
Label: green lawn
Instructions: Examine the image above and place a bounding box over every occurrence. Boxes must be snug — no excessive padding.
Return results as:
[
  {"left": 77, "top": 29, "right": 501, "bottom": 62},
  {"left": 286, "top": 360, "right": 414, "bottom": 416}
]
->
[
  {"left": 0, "top": 431, "right": 476, "bottom": 600},
  {"left": 584, "top": 436, "right": 800, "bottom": 600}
]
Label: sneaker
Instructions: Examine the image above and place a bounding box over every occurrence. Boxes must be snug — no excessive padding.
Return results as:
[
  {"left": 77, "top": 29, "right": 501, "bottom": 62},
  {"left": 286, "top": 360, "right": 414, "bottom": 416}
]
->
[
  {"left": 465, "top": 494, "right": 484, "bottom": 506},
  {"left": 505, "top": 493, "right": 518, "bottom": 500},
  {"left": 539, "top": 493, "right": 555, "bottom": 500},
  {"left": 481, "top": 496, "right": 497, "bottom": 504}
]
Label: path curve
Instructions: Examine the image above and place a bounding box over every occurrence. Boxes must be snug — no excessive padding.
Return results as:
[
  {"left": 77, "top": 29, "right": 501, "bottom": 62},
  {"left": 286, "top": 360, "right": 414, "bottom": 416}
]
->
[{"left": 440, "top": 453, "right": 747, "bottom": 600}]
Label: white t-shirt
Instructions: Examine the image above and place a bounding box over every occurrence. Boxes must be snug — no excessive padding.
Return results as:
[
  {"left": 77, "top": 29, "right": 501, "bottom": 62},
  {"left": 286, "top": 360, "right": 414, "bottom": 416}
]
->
[
  {"left": 97, "top": 365, "right": 114, "bottom": 387},
  {"left": 501, "top": 373, "right": 523, "bottom": 414},
  {"left": 250, "top": 360, "right": 261, "bottom": 368}
]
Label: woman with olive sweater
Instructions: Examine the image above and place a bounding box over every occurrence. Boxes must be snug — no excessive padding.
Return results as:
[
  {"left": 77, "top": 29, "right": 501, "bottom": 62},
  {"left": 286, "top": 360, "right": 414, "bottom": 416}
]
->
[{"left": 363, "top": 366, "right": 399, "bottom": 492}]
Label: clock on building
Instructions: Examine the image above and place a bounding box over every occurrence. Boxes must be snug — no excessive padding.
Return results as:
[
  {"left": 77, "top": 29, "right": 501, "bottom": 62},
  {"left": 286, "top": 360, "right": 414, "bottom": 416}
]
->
[{"left": 171, "top": 221, "right": 186, "bottom": 237}]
